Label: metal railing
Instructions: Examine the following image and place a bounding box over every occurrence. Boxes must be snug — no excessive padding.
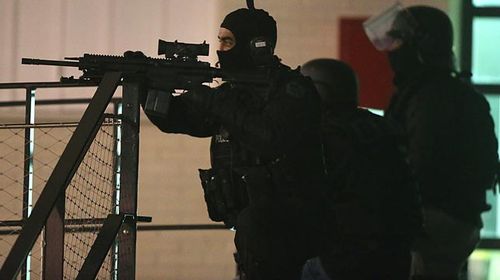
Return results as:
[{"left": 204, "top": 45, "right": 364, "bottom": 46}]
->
[
  {"left": 0, "top": 77, "right": 134, "bottom": 280},
  {"left": 0, "top": 77, "right": 229, "bottom": 280}
]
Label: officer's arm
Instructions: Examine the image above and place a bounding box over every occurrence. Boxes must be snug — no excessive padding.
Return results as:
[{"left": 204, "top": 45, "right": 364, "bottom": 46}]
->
[
  {"left": 210, "top": 77, "right": 320, "bottom": 158},
  {"left": 141, "top": 93, "right": 216, "bottom": 138},
  {"left": 406, "top": 86, "right": 450, "bottom": 184}
]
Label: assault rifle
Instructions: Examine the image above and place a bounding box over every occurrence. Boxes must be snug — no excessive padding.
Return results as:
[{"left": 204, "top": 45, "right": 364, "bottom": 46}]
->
[{"left": 22, "top": 39, "right": 270, "bottom": 115}]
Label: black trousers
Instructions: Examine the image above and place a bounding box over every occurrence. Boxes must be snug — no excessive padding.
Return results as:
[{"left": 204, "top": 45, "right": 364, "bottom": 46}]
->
[
  {"left": 234, "top": 200, "right": 325, "bottom": 280},
  {"left": 319, "top": 237, "right": 412, "bottom": 280}
]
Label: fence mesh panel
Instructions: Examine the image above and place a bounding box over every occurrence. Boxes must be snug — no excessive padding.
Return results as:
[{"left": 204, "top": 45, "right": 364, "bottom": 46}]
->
[
  {"left": 0, "top": 117, "right": 121, "bottom": 280},
  {"left": 0, "top": 126, "right": 38, "bottom": 280},
  {"left": 64, "top": 120, "right": 119, "bottom": 280}
]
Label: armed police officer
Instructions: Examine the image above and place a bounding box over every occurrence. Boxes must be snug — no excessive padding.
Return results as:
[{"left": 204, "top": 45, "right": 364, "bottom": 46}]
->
[
  {"left": 365, "top": 4, "right": 499, "bottom": 279},
  {"left": 300, "top": 59, "right": 421, "bottom": 280},
  {"left": 142, "top": 6, "right": 327, "bottom": 280}
]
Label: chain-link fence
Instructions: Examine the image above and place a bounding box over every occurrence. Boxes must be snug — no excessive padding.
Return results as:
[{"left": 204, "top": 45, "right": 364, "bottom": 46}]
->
[
  {"left": 0, "top": 117, "right": 121, "bottom": 279},
  {"left": 0, "top": 74, "right": 127, "bottom": 278},
  {"left": 64, "top": 120, "right": 121, "bottom": 280}
]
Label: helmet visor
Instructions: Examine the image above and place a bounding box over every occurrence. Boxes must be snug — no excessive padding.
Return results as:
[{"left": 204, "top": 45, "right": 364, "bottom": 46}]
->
[{"left": 363, "top": 2, "right": 417, "bottom": 51}]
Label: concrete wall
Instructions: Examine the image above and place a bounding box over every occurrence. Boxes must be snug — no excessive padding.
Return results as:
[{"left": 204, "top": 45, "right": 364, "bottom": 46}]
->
[{"left": 0, "top": 1, "right": 450, "bottom": 279}]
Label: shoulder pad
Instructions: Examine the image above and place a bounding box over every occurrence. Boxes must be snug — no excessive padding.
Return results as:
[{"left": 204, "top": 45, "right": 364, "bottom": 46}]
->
[
  {"left": 285, "top": 78, "right": 309, "bottom": 98},
  {"left": 349, "top": 112, "right": 403, "bottom": 145}
]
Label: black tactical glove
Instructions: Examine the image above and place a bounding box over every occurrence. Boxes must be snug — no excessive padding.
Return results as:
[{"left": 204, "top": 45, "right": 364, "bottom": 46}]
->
[
  {"left": 123, "top": 50, "right": 146, "bottom": 59},
  {"left": 180, "top": 85, "right": 215, "bottom": 113}
]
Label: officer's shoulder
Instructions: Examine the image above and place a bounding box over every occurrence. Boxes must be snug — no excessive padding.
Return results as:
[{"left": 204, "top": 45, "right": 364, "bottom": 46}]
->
[
  {"left": 279, "top": 66, "right": 315, "bottom": 98},
  {"left": 352, "top": 109, "right": 403, "bottom": 139},
  {"left": 413, "top": 78, "right": 451, "bottom": 105},
  {"left": 417, "top": 75, "right": 477, "bottom": 103}
]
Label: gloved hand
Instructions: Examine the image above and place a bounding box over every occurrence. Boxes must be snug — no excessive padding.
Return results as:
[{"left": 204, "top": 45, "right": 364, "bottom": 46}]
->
[
  {"left": 180, "top": 85, "right": 215, "bottom": 113},
  {"left": 123, "top": 50, "right": 146, "bottom": 59}
]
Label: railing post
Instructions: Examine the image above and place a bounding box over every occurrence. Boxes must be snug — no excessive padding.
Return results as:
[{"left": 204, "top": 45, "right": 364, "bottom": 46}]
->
[
  {"left": 21, "top": 87, "right": 35, "bottom": 280},
  {"left": 117, "top": 81, "right": 140, "bottom": 280},
  {"left": 43, "top": 198, "right": 65, "bottom": 280},
  {"left": 112, "top": 100, "right": 123, "bottom": 280}
]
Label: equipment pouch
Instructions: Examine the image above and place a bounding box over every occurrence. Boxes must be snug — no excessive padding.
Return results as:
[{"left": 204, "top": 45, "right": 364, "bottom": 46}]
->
[
  {"left": 198, "top": 168, "right": 242, "bottom": 228},
  {"left": 199, "top": 169, "right": 226, "bottom": 222}
]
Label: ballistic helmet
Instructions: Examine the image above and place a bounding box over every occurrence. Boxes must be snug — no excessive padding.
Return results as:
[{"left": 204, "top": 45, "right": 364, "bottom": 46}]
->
[
  {"left": 364, "top": 4, "right": 454, "bottom": 69},
  {"left": 405, "top": 6, "right": 454, "bottom": 60},
  {"left": 301, "top": 59, "right": 358, "bottom": 113}
]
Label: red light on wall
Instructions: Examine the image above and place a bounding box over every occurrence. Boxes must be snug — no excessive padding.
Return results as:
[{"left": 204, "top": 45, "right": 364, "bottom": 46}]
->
[{"left": 340, "top": 18, "right": 395, "bottom": 110}]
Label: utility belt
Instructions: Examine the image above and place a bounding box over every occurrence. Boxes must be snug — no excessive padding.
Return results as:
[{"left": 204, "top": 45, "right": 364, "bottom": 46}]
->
[{"left": 199, "top": 162, "right": 292, "bottom": 229}]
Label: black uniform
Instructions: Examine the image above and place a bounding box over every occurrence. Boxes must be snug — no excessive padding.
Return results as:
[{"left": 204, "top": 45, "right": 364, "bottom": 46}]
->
[
  {"left": 386, "top": 68, "right": 498, "bottom": 226},
  {"left": 143, "top": 62, "right": 327, "bottom": 280},
  {"left": 318, "top": 108, "right": 421, "bottom": 279},
  {"left": 367, "top": 5, "right": 500, "bottom": 278},
  {"left": 385, "top": 65, "right": 499, "bottom": 279},
  {"left": 300, "top": 58, "right": 422, "bottom": 280}
]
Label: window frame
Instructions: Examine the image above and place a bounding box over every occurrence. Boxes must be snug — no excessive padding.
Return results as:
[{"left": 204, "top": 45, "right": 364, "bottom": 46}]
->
[
  {"left": 460, "top": 0, "right": 500, "bottom": 250},
  {"left": 461, "top": 1, "right": 500, "bottom": 93}
]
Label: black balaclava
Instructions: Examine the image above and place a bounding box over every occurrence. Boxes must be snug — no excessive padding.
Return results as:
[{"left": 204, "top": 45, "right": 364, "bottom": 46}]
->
[
  {"left": 218, "top": 8, "right": 277, "bottom": 71},
  {"left": 388, "top": 6, "right": 454, "bottom": 84},
  {"left": 387, "top": 43, "right": 422, "bottom": 85},
  {"left": 301, "top": 59, "right": 358, "bottom": 115}
]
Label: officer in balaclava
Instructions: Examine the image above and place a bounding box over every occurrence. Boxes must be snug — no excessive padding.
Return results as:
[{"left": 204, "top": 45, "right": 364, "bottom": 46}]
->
[
  {"left": 217, "top": 8, "right": 277, "bottom": 70},
  {"left": 142, "top": 6, "right": 327, "bottom": 280},
  {"left": 365, "top": 5, "right": 498, "bottom": 280},
  {"left": 300, "top": 59, "right": 421, "bottom": 280}
]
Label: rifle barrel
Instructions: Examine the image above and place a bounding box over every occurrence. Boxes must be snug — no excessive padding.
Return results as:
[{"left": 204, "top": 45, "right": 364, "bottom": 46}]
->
[{"left": 22, "top": 58, "right": 79, "bottom": 67}]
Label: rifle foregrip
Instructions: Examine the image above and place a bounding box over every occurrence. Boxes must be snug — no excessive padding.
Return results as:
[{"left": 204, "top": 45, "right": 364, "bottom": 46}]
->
[{"left": 144, "top": 89, "right": 171, "bottom": 116}]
